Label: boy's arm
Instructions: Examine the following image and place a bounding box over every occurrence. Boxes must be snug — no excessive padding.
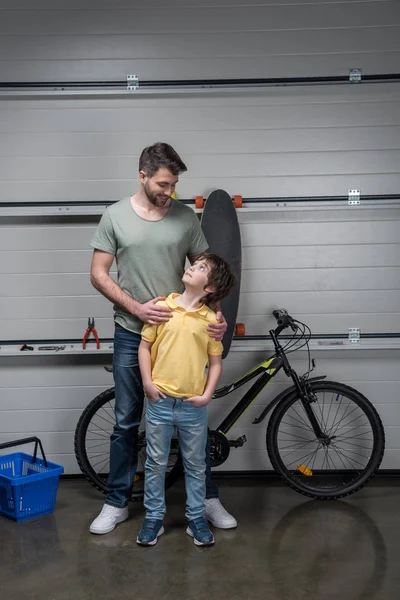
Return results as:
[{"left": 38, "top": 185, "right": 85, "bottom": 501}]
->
[
  {"left": 138, "top": 339, "right": 166, "bottom": 401},
  {"left": 183, "top": 354, "right": 222, "bottom": 407}
]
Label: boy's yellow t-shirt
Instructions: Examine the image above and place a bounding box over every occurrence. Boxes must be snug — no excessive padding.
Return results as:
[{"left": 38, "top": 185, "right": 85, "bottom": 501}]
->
[{"left": 141, "top": 293, "right": 223, "bottom": 398}]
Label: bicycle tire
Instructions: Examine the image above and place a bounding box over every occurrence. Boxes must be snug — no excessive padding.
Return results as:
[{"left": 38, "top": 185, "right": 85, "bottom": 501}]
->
[
  {"left": 267, "top": 381, "right": 385, "bottom": 499},
  {"left": 74, "top": 387, "right": 183, "bottom": 501}
]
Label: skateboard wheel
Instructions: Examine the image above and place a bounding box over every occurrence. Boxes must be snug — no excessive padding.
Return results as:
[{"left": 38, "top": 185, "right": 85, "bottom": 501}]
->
[
  {"left": 233, "top": 195, "right": 243, "bottom": 208},
  {"left": 235, "top": 323, "right": 245, "bottom": 337},
  {"left": 195, "top": 195, "right": 204, "bottom": 209}
]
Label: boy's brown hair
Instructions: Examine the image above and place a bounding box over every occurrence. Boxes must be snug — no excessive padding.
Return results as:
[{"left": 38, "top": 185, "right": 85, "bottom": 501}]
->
[{"left": 198, "top": 253, "right": 236, "bottom": 307}]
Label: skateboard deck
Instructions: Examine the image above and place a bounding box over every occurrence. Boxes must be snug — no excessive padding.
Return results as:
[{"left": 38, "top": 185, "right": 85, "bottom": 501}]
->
[{"left": 200, "top": 189, "right": 242, "bottom": 358}]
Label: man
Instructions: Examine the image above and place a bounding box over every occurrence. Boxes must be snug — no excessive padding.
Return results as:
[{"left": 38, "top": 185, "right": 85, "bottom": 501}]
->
[{"left": 89, "top": 142, "right": 237, "bottom": 534}]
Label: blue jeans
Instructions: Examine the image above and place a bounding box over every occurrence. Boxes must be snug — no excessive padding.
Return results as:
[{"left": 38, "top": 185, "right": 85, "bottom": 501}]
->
[
  {"left": 145, "top": 397, "right": 208, "bottom": 520},
  {"left": 106, "top": 324, "right": 218, "bottom": 508}
]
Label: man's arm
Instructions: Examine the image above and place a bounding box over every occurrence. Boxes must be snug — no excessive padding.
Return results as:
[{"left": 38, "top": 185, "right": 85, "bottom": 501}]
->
[
  {"left": 138, "top": 339, "right": 166, "bottom": 401},
  {"left": 90, "top": 249, "right": 171, "bottom": 325},
  {"left": 183, "top": 354, "right": 222, "bottom": 407},
  {"left": 90, "top": 249, "right": 138, "bottom": 314}
]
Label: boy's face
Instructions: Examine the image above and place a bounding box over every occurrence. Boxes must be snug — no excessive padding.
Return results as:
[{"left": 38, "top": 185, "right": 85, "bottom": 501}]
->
[{"left": 182, "top": 259, "right": 214, "bottom": 294}]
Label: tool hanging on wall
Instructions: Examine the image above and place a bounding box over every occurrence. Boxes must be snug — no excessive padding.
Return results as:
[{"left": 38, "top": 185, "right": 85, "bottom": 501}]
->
[
  {"left": 82, "top": 317, "right": 100, "bottom": 349},
  {"left": 38, "top": 345, "right": 66, "bottom": 352}
]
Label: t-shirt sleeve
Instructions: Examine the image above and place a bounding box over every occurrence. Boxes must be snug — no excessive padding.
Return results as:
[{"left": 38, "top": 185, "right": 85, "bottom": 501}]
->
[
  {"left": 141, "top": 323, "right": 158, "bottom": 343},
  {"left": 207, "top": 338, "right": 223, "bottom": 356},
  {"left": 187, "top": 211, "right": 208, "bottom": 259},
  {"left": 90, "top": 208, "right": 117, "bottom": 255}
]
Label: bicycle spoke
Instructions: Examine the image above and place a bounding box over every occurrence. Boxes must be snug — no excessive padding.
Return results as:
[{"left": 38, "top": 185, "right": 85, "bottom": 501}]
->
[
  {"left": 87, "top": 423, "right": 113, "bottom": 436},
  {"left": 330, "top": 445, "right": 365, "bottom": 470},
  {"left": 332, "top": 417, "right": 366, "bottom": 437},
  {"left": 281, "top": 421, "right": 315, "bottom": 433},
  {"left": 91, "top": 457, "right": 110, "bottom": 471},
  {"left": 279, "top": 439, "right": 318, "bottom": 453},
  {"left": 310, "top": 444, "right": 321, "bottom": 472},
  {"left": 328, "top": 404, "right": 360, "bottom": 437},
  {"left": 289, "top": 406, "right": 314, "bottom": 431},
  {"left": 330, "top": 444, "right": 370, "bottom": 464},
  {"left": 335, "top": 433, "right": 372, "bottom": 444},
  {"left": 285, "top": 448, "right": 322, "bottom": 469},
  {"left": 278, "top": 433, "right": 315, "bottom": 442},
  {"left": 328, "top": 394, "right": 345, "bottom": 436},
  {"left": 86, "top": 441, "right": 110, "bottom": 450},
  {"left": 92, "top": 411, "right": 115, "bottom": 428},
  {"left": 332, "top": 440, "right": 372, "bottom": 451}
]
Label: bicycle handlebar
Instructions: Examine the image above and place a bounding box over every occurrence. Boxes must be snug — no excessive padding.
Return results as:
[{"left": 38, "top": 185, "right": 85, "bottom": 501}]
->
[{"left": 272, "top": 309, "right": 298, "bottom": 335}]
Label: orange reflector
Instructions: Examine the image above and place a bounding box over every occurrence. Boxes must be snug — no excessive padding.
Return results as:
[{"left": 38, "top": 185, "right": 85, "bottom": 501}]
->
[
  {"left": 134, "top": 474, "right": 140, "bottom": 483},
  {"left": 297, "top": 464, "right": 313, "bottom": 476}
]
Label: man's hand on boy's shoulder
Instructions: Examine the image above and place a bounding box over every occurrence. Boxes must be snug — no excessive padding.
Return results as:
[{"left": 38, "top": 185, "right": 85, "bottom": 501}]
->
[
  {"left": 183, "top": 395, "right": 212, "bottom": 407},
  {"left": 135, "top": 296, "right": 172, "bottom": 326},
  {"left": 144, "top": 381, "right": 167, "bottom": 402},
  {"left": 207, "top": 310, "right": 227, "bottom": 341}
]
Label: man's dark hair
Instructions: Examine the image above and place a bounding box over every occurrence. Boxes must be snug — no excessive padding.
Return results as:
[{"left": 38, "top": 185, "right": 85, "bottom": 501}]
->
[
  {"left": 139, "top": 142, "right": 187, "bottom": 177},
  {"left": 198, "top": 253, "right": 236, "bottom": 307}
]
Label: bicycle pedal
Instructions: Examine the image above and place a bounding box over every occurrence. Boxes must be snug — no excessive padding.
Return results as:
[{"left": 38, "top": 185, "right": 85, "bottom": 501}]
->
[{"left": 230, "top": 435, "right": 247, "bottom": 448}]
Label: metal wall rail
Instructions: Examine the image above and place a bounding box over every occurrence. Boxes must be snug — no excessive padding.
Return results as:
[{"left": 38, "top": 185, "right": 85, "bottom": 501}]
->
[
  {"left": 1, "top": 333, "right": 400, "bottom": 357},
  {"left": 1, "top": 194, "right": 400, "bottom": 217},
  {"left": 1, "top": 340, "right": 400, "bottom": 356},
  {"left": 0, "top": 332, "right": 400, "bottom": 346},
  {"left": 1, "top": 333, "right": 399, "bottom": 346},
  {"left": 1, "top": 73, "right": 400, "bottom": 93}
]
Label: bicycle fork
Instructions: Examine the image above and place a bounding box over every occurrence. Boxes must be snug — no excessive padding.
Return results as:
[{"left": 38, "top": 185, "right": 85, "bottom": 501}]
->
[
  {"left": 271, "top": 328, "right": 328, "bottom": 444},
  {"left": 292, "top": 372, "right": 330, "bottom": 443}
]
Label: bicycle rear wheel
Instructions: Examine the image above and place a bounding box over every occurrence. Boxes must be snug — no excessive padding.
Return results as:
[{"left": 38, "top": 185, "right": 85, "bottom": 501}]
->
[
  {"left": 74, "top": 387, "right": 183, "bottom": 500},
  {"left": 267, "top": 381, "right": 385, "bottom": 499}
]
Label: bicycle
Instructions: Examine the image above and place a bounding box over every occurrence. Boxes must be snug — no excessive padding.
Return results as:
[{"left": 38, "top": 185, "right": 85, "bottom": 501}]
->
[{"left": 74, "top": 309, "right": 385, "bottom": 500}]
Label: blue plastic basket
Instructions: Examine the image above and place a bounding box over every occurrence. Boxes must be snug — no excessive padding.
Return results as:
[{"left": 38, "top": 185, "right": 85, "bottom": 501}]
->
[{"left": 0, "top": 438, "right": 64, "bottom": 522}]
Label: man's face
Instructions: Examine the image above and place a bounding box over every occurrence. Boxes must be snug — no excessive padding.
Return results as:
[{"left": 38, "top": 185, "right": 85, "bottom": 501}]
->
[{"left": 140, "top": 167, "right": 178, "bottom": 208}]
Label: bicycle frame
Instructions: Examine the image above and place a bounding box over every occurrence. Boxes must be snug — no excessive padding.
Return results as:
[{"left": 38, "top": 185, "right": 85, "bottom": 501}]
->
[
  {"left": 213, "top": 355, "right": 284, "bottom": 435},
  {"left": 212, "top": 335, "right": 327, "bottom": 439}
]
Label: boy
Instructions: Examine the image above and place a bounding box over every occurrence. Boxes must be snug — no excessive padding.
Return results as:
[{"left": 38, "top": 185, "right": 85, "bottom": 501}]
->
[{"left": 137, "top": 253, "right": 236, "bottom": 546}]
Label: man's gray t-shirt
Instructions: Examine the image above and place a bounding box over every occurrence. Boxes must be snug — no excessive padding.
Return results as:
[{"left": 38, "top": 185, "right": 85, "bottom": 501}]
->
[{"left": 91, "top": 196, "right": 208, "bottom": 334}]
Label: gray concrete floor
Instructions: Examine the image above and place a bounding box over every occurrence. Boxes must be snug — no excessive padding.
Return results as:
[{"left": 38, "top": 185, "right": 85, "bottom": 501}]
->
[{"left": 0, "top": 477, "right": 399, "bottom": 600}]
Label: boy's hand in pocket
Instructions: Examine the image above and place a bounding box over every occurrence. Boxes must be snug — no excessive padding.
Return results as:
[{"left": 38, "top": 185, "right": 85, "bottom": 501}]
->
[{"left": 144, "top": 381, "right": 167, "bottom": 402}]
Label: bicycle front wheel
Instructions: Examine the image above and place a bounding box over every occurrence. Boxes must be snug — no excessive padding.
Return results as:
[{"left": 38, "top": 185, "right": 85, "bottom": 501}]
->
[
  {"left": 267, "top": 381, "right": 385, "bottom": 499},
  {"left": 74, "top": 387, "right": 183, "bottom": 501}
]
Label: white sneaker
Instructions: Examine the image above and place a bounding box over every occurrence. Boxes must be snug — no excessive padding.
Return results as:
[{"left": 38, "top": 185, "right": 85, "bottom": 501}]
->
[
  {"left": 204, "top": 498, "right": 237, "bottom": 529},
  {"left": 89, "top": 504, "right": 129, "bottom": 535}
]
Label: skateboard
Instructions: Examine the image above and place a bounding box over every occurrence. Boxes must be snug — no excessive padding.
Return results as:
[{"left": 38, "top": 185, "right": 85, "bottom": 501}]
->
[{"left": 199, "top": 189, "right": 243, "bottom": 359}]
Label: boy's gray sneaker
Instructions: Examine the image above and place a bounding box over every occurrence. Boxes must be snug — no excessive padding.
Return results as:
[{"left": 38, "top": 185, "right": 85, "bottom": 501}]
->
[
  {"left": 137, "top": 519, "right": 164, "bottom": 546},
  {"left": 186, "top": 517, "right": 215, "bottom": 546}
]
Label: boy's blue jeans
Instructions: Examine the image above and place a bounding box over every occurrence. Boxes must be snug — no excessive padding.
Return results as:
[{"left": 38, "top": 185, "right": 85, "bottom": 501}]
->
[
  {"left": 105, "top": 324, "right": 218, "bottom": 508},
  {"left": 145, "top": 396, "right": 208, "bottom": 520}
]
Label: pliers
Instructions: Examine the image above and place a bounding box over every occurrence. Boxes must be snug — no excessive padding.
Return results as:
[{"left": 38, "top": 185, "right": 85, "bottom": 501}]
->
[{"left": 82, "top": 317, "right": 100, "bottom": 349}]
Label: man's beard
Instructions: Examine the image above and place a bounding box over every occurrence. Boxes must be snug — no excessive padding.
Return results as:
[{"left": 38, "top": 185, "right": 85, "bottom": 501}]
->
[{"left": 144, "top": 181, "right": 170, "bottom": 207}]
